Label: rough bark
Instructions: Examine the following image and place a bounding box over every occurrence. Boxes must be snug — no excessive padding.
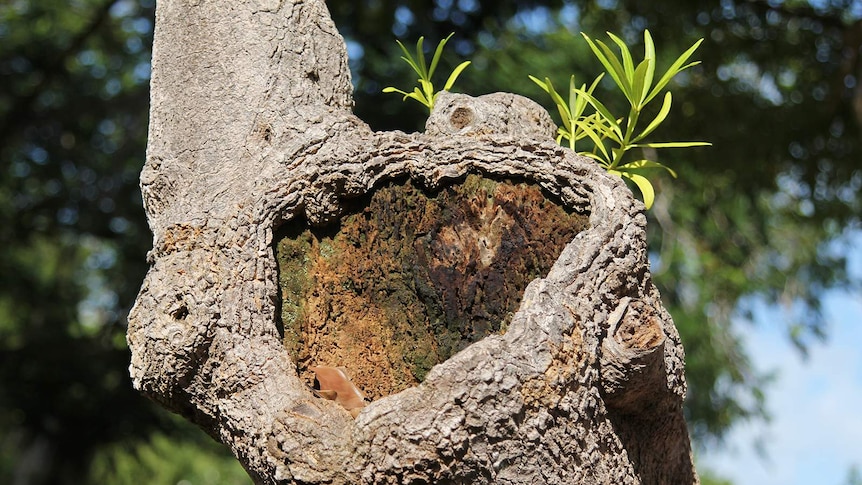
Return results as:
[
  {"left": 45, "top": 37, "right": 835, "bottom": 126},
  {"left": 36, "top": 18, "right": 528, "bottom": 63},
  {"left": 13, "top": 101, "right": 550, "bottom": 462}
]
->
[{"left": 128, "top": 1, "right": 699, "bottom": 484}]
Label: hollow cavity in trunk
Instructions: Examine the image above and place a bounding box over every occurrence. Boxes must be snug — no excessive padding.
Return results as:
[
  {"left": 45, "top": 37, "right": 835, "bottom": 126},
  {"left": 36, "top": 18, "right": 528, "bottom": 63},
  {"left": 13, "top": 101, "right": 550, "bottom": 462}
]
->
[{"left": 275, "top": 174, "right": 589, "bottom": 400}]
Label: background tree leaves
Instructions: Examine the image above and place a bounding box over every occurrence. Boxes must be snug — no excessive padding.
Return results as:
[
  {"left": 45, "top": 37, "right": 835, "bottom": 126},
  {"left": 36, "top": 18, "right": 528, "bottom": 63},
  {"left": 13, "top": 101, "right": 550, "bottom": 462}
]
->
[{"left": 1, "top": 1, "right": 244, "bottom": 483}]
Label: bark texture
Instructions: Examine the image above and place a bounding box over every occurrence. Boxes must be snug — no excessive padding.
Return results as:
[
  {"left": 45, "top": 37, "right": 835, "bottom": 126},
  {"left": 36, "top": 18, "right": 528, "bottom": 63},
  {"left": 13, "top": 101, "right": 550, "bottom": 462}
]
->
[{"left": 128, "top": 1, "right": 699, "bottom": 483}]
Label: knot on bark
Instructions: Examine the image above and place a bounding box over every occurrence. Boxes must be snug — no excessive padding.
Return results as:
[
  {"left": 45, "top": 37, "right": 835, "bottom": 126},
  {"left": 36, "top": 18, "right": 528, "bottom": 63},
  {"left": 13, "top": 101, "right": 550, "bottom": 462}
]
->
[
  {"left": 426, "top": 92, "right": 557, "bottom": 141},
  {"left": 599, "top": 297, "right": 669, "bottom": 413},
  {"left": 128, "top": 247, "right": 222, "bottom": 406}
]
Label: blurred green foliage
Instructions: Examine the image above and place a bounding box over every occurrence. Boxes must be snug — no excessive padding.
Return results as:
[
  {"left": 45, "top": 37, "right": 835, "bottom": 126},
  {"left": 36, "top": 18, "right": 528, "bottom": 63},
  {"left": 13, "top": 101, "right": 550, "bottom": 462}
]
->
[
  {"left": 1, "top": 0, "right": 859, "bottom": 483},
  {"left": 0, "top": 0, "right": 246, "bottom": 483},
  {"left": 699, "top": 469, "right": 735, "bottom": 485},
  {"left": 88, "top": 427, "right": 252, "bottom": 485},
  {"left": 845, "top": 465, "right": 862, "bottom": 485}
]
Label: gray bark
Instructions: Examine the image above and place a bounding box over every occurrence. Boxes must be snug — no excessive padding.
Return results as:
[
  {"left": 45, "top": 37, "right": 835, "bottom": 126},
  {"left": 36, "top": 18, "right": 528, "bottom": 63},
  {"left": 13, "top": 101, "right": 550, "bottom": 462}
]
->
[{"left": 128, "top": 1, "right": 699, "bottom": 483}]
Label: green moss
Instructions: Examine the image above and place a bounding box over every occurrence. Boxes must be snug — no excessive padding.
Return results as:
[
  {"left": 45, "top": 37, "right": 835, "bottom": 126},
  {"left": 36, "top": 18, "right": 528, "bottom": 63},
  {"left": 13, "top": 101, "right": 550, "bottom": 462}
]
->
[
  {"left": 274, "top": 230, "right": 314, "bottom": 360},
  {"left": 318, "top": 239, "right": 335, "bottom": 259}
]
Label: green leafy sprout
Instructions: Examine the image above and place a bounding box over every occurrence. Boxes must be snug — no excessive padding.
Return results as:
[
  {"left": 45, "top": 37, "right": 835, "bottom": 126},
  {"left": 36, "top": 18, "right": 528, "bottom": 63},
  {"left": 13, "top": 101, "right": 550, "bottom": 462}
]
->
[
  {"left": 530, "top": 30, "right": 711, "bottom": 209},
  {"left": 383, "top": 33, "right": 472, "bottom": 112}
]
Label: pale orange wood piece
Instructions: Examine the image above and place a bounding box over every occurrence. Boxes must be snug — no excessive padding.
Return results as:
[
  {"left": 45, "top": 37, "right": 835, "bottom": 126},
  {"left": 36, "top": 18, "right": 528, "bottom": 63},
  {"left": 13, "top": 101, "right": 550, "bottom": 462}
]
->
[{"left": 310, "top": 366, "right": 367, "bottom": 417}]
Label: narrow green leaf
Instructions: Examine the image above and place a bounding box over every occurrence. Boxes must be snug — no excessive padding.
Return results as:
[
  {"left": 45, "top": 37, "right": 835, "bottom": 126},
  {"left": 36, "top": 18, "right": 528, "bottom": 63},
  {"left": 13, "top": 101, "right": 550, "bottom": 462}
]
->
[
  {"left": 558, "top": 127, "right": 575, "bottom": 149},
  {"left": 395, "top": 40, "right": 421, "bottom": 76},
  {"left": 405, "top": 88, "right": 432, "bottom": 109},
  {"left": 429, "top": 33, "right": 454, "bottom": 79},
  {"left": 412, "top": 86, "right": 428, "bottom": 101},
  {"left": 643, "top": 30, "right": 656, "bottom": 101},
  {"left": 633, "top": 91, "right": 672, "bottom": 142},
  {"left": 398, "top": 56, "right": 423, "bottom": 79},
  {"left": 616, "top": 159, "right": 678, "bottom": 178},
  {"left": 572, "top": 83, "right": 588, "bottom": 118},
  {"left": 543, "top": 77, "right": 573, "bottom": 130},
  {"left": 631, "top": 60, "right": 651, "bottom": 108},
  {"left": 418, "top": 78, "right": 435, "bottom": 101},
  {"left": 568, "top": 76, "right": 579, "bottom": 118},
  {"left": 572, "top": 73, "right": 604, "bottom": 118},
  {"left": 613, "top": 170, "right": 656, "bottom": 209},
  {"left": 558, "top": 109, "right": 573, "bottom": 132},
  {"left": 581, "top": 151, "right": 612, "bottom": 168},
  {"left": 548, "top": 80, "right": 569, "bottom": 110},
  {"left": 581, "top": 33, "right": 632, "bottom": 101},
  {"left": 382, "top": 86, "right": 409, "bottom": 96},
  {"left": 573, "top": 119, "right": 611, "bottom": 162},
  {"left": 634, "top": 141, "right": 712, "bottom": 148},
  {"left": 416, "top": 36, "right": 428, "bottom": 80},
  {"left": 583, "top": 112, "right": 613, "bottom": 138},
  {"left": 395, "top": 39, "right": 411, "bottom": 59},
  {"left": 607, "top": 31, "right": 635, "bottom": 82},
  {"left": 646, "top": 38, "right": 704, "bottom": 103},
  {"left": 588, "top": 72, "right": 605, "bottom": 92},
  {"left": 555, "top": 130, "right": 565, "bottom": 145},
  {"left": 598, "top": 40, "right": 634, "bottom": 100},
  {"left": 629, "top": 173, "right": 657, "bottom": 209},
  {"left": 681, "top": 60, "right": 702, "bottom": 70},
  {"left": 443, "top": 60, "right": 471, "bottom": 91},
  {"left": 530, "top": 75, "right": 573, "bottom": 131},
  {"left": 573, "top": 87, "right": 623, "bottom": 143},
  {"left": 528, "top": 75, "right": 550, "bottom": 93}
]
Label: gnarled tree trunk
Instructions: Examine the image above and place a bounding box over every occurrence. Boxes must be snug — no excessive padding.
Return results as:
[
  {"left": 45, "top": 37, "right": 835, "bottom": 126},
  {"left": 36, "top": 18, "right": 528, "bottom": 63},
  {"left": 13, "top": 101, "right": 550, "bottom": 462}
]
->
[{"left": 127, "top": 1, "right": 699, "bottom": 483}]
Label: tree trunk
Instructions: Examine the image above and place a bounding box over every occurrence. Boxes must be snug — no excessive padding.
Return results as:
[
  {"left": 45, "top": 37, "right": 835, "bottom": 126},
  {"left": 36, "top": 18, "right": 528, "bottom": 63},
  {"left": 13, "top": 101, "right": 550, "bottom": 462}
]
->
[{"left": 127, "top": 1, "right": 699, "bottom": 483}]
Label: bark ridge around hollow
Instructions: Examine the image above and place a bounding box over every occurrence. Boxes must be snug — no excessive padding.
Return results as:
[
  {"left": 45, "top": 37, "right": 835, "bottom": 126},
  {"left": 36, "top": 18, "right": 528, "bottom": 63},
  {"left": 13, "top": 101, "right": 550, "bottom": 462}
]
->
[{"left": 127, "top": 1, "right": 699, "bottom": 483}]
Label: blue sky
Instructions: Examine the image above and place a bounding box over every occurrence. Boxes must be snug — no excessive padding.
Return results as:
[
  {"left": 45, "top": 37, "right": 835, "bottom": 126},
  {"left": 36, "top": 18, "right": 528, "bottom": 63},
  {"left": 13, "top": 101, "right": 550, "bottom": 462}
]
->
[{"left": 700, "top": 231, "right": 862, "bottom": 485}]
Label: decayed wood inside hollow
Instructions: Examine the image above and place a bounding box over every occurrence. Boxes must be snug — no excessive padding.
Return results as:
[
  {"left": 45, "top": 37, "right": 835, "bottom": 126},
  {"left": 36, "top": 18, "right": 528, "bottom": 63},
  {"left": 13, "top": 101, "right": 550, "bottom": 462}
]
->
[{"left": 275, "top": 174, "right": 590, "bottom": 401}]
